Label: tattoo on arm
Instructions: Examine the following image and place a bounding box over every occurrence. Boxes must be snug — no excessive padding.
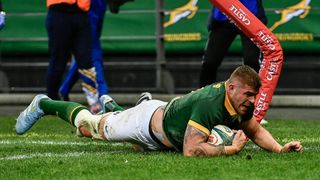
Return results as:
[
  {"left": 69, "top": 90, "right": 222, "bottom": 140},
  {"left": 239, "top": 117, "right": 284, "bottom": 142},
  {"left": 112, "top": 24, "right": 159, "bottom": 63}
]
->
[
  {"left": 208, "top": 144, "right": 225, "bottom": 156},
  {"left": 184, "top": 125, "right": 205, "bottom": 147},
  {"left": 184, "top": 125, "right": 226, "bottom": 157}
]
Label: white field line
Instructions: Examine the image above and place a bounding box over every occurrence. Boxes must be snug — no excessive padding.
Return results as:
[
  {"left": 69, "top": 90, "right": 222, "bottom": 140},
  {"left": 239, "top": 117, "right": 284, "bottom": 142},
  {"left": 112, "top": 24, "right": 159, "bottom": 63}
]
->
[
  {"left": 245, "top": 144, "right": 320, "bottom": 151},
  {"left": 0, "top": 139, "right": 127, "bottom": 147},
  {"left": 0, "top": 152, "right": 84, "bottom": 161},
  {"left": 0, "top": 137, "right": 319, "bottom": 161},
  {"left": 1, "top": 146, "right": 319, "bottom": 161},
  {"left": 0, "top": 133, "right": 72, "bottom": 138},
  {"left": 0, "top": 151, "right": 125, "bottom": 161},
  {"left": 1, "top": 136, "right": 319, "bottom": 146},
  {"left": 281, "top": 137, "right": 320, "bottom": 144},
  {"left": 3, "top": 133, "right": 320, "bottom": 143},
  {"left": 0, "top": 143, "right": 319, "bottom": 161}
]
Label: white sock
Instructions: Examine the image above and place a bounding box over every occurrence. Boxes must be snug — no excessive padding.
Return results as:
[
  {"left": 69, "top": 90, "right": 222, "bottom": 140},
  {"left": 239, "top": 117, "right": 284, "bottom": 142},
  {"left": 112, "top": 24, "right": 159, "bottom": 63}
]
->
[{"left": 74, "top": 109, "right": 102, "bottom": 138}]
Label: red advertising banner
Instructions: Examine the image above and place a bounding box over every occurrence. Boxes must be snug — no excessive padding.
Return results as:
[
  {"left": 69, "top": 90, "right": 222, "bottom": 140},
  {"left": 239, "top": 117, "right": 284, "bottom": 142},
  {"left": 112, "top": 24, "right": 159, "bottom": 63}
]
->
[{"left": 208, "top": 0, "right": 284, "bottom": 122}]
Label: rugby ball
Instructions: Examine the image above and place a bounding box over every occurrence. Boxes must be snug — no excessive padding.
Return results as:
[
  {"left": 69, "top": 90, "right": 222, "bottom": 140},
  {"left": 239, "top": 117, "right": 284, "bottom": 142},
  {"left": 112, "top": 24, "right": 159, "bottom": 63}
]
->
[{"left": 207, "top": 125, "right": 235, "bottom": 146}]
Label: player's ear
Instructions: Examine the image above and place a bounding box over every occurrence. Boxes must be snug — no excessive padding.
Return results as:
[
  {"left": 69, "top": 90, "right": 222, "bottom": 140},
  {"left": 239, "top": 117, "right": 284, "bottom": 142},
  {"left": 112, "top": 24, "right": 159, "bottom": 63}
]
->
[
  {"left": 226, "top": 79, "right": 236, "bottom": 95},
  {"left": 227, "top": 83, "right": 235, "bottom": 94}
]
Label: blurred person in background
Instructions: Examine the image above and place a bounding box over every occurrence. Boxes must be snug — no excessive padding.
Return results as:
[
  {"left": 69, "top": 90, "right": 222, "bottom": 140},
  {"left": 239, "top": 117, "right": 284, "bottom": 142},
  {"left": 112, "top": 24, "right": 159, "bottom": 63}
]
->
[
  {"left": 59, "top": 0, "right": 134, "bottom": 113},
  {"left": 199, "top": 0, "right": 267, "bottom": 87},
  {"left": 0, "top": 0, "right": 6, "bottom": 30},
  {"left": 199, "top": 1, "right": 269, "bottom": 125},
  {"left": 108, "top": 0, "right": 134, "bottom": 14},
  {"left": 59, "top": 0, "right": 109, "bottom": 114},
  {"left": 45, "top": 0, "right": 100, "bottom": 112}
]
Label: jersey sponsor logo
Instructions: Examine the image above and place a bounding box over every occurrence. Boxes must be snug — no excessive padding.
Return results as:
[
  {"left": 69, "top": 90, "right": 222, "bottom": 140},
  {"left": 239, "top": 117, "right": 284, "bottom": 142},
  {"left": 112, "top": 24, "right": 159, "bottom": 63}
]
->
[
  {"left": 257, "top": 31, "right": 276, "bottom": 50},
  {"left": 270, "top": 0, "right": 311, "bottom": 31},
  {"left": 254, "top": 91, "right": 267, "bottom": 116},
  {"left": 266, "top": 61, "right": 279, "bottom": 81},
  {"left": 229, "top": 5, "right": 251, "bottom": 26},
  {"left": 164, "top": 0, "right": 199, "bottom": 28}
]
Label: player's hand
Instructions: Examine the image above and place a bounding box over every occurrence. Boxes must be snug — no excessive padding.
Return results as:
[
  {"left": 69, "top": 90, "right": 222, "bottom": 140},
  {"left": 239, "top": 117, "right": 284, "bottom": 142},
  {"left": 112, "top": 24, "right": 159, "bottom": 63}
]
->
[
  {"left": 231, "top": 130, "right": 248, "bottom": 153},
  {"left": 0, "top": 12, "right": 5, "bottom": 30},
  {"left": 281, "top": 141, "right": 303, "bottom": 153}
]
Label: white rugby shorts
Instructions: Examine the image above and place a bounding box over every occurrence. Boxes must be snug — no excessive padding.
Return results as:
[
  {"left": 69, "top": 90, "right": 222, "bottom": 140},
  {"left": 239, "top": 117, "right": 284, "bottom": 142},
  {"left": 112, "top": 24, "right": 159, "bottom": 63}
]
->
[{"left": 103, "top": 100, "right": 167, "bottom": 150}]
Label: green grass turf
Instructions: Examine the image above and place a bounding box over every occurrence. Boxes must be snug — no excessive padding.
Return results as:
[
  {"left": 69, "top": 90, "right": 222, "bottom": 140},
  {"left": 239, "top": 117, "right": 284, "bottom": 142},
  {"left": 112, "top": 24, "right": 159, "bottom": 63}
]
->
[{"left": 0, "top": 116, "right": 319, "bottom": 179}]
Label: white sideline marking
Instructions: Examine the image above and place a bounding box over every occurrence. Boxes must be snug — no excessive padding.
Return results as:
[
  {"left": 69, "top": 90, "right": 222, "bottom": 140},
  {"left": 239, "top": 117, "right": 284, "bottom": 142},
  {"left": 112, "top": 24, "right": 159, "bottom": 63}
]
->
[
  {"left": 0, "top": 143, "right": 318, "bottom": 161},
  {"left": 1, "top": 146, "right": 318, "bottom": 161},
  {"left": 0, "top": 151, "right": 125, "bottom": 161},
  {"left": 0, "top": 140, "right": 127, "bottom": 147},
  {"left": 0, "top": 152, "right": 84, "bottom": 160},
  {"left": 245, "top": 144, "right": 320, "bottom": 151},
  {"left": 0, "top": 133, "right": 71, "bottom": 138}
]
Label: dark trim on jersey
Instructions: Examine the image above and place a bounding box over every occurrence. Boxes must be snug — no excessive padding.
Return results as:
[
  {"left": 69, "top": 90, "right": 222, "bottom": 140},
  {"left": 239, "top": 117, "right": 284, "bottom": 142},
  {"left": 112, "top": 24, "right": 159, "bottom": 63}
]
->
[{"left": 148, "top": 120, "right": 168, "bottom": 149}]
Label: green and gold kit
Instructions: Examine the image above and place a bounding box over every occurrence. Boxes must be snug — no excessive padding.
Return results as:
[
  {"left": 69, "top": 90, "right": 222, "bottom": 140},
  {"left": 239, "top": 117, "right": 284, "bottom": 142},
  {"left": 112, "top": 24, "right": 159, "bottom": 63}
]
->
[{"left": 163, "top": 82, "right": 252, "bottom": 151}]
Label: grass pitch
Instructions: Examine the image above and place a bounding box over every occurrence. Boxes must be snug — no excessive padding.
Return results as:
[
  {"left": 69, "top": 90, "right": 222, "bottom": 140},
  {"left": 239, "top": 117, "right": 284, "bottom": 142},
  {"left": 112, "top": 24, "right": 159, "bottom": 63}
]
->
[{"left": 0, "top": 116, "right": 319, "bottom": 179}]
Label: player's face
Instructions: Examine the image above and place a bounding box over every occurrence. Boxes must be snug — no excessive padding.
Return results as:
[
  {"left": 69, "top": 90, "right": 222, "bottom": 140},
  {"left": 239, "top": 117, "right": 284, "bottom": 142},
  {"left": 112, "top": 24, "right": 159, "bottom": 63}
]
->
[{"left": 228, "top": 83, "right": 258, "bottom": 116}]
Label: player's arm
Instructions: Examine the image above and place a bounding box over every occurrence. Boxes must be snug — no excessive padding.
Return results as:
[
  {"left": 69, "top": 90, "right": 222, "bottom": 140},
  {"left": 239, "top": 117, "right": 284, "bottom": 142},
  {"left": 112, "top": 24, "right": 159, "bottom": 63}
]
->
[
  {"left": 241, "top": 117, "right": 303, "bottom": 153},
  {"left": 182, "top": 124, "right": 247, "bottom": 157}
]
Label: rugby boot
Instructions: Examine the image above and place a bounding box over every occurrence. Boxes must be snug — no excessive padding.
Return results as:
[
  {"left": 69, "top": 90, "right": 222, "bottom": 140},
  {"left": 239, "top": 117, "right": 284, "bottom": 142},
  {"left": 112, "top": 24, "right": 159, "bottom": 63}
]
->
[
  {"left": 135, "top": 92, "right": 152, "bottom": 105},
  {"left": 16, "top": 94, "right": 50, "bottom": 135},
  {"left": 99, "top": 95, "right": 124, "bottom": 113}
]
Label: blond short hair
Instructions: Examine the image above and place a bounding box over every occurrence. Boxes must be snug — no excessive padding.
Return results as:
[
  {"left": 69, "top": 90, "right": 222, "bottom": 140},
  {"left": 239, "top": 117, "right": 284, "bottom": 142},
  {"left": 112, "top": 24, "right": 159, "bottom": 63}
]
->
[{"left": 229, "top": 65, "right": 261, "bottom": 91}]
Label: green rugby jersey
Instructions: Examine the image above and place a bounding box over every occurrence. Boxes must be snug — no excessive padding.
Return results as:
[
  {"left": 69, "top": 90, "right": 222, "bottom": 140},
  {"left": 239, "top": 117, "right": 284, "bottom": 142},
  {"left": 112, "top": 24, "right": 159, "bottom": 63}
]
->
[{"left": 163, "top": 81, "right": 251, "bottom": 151}]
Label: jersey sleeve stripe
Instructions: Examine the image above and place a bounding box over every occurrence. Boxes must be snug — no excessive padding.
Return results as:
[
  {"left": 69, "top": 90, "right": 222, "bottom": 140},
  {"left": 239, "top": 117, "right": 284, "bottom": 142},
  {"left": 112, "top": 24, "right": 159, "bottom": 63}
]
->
[{"left": 188, "top": 120, "right": 210, "bottom": 136}]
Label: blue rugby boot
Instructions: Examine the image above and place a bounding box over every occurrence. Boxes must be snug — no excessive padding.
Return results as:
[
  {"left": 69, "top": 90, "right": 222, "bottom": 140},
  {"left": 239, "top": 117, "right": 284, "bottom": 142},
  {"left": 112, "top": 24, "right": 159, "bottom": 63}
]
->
[{"left": 16, "top": 94, "right": 50, "bottom": 135}]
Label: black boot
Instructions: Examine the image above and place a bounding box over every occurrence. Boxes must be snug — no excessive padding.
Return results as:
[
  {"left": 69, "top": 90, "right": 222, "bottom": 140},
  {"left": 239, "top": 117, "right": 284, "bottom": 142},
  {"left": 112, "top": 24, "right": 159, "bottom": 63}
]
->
[{"left": 109, "top": 0, "right": 134, "bottom": 14}]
